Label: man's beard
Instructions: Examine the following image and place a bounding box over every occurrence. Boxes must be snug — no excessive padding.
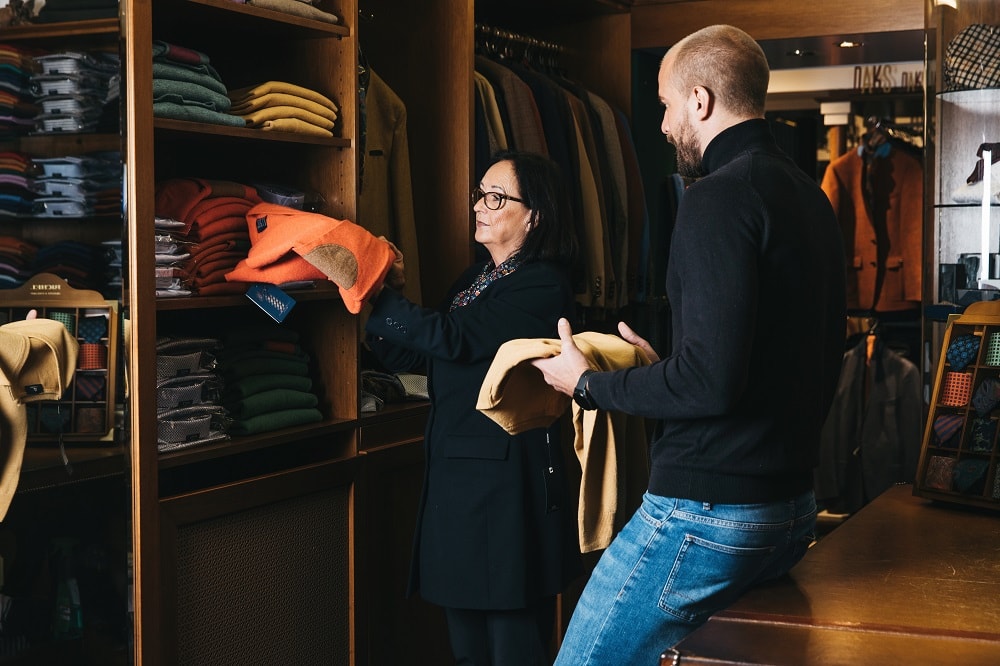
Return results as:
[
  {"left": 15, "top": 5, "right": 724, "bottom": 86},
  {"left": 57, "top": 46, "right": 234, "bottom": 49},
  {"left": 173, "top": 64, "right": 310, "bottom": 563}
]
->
[
  {"left": 670, "top": 116, "right": 704, "bottom": 178},
  {"left": 675, "top": 140, "right": 704, "bottom": 178}
]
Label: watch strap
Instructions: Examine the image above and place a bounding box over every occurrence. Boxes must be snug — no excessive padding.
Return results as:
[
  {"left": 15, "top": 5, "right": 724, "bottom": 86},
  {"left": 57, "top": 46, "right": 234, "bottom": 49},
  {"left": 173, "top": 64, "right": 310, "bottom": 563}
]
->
[{"left": 573, "top": 369, "right": 598, "bottom": 410}]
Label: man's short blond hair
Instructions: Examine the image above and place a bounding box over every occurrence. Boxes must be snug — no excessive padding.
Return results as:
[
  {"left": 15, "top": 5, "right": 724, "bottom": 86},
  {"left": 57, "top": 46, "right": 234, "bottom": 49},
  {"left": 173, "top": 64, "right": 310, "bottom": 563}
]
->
[{"left": 665, "top": 24, "right": 769, "bottom": 118}]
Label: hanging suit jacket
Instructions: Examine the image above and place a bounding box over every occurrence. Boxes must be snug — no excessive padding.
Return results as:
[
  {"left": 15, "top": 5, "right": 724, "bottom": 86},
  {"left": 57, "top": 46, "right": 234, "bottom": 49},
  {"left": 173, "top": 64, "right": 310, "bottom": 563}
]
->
[
  {"left": 358, "top": 69, "right": 422, "bottom": 304},
  {"left": 821, "top": 143, "right": 923, "bottom": 312},
  {"left": 814, "top": 338, "right": 922, "bottom": 514},
  {"left": 474, "top": 56, "right": 549, "bottom": 157}
]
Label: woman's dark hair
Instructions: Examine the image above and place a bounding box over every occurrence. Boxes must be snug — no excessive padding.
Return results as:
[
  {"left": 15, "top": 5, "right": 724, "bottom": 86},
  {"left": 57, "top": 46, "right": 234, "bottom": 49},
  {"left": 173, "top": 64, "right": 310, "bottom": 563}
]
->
[{"left": 487, "top": 150, "right": 577, "bottom": 267}]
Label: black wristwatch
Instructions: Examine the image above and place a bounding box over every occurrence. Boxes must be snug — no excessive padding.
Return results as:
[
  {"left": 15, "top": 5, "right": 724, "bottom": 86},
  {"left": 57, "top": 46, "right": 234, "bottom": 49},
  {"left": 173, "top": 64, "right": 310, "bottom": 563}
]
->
[{"left": 573, "top": 369, "right": 599, "bottom": 410}]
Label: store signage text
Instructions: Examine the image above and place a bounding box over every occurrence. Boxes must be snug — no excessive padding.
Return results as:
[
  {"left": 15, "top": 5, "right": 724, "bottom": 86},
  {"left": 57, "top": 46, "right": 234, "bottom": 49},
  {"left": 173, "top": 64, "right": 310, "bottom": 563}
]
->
[{"left": 853, "top": 64, "right": 923, "bottom": 94}]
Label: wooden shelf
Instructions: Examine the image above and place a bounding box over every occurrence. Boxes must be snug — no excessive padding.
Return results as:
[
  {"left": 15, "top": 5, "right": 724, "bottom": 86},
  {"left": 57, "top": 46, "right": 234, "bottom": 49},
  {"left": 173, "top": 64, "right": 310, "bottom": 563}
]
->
[
  {"left": 157, "top": 416, "right": 357, "bottom": 470},
  {"left": 19, "top": 444, "right": 125, "bottom": 492},
  {"left": 153, "top": 118, "right": 351, "bottom": 147},
  {"left": 0, "top": 17, "right": 118, "bottom": 41},
  {"left": 170, "top": 0, "right": 349, "bottom": 37},
  {"left": 155, "top": 282, "right": 343, "bottom": 310}
]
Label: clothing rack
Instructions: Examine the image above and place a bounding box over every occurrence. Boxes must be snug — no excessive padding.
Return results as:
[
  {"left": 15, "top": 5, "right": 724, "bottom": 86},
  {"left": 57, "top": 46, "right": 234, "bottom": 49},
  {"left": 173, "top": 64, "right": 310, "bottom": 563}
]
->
[
  {"left": 846, "top": 310, "right": 920, "bottom": 364},
  {"left": 865, "top": 115, "right": 923, "bottom": 149},
  {"left": 475, "top": 23, "right": 565, "bottom": 72}
]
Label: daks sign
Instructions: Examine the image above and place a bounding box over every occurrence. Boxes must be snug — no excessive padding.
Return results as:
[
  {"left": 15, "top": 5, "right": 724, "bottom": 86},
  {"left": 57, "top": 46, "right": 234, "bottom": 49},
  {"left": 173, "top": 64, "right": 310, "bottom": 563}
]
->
[{"left": 853, "top": 64, "right": 924, "bottom": 94}]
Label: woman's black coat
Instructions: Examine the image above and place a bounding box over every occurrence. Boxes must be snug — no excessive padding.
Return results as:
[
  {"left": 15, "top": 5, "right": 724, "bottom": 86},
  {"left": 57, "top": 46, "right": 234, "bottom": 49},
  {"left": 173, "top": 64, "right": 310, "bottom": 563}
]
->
[{"left": 365, "top": 260, "right": 580, "bottom": 610}]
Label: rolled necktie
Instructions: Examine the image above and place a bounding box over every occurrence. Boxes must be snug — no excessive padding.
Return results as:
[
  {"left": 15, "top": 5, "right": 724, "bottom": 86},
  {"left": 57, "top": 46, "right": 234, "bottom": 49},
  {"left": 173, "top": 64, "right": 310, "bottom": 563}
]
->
[
  {"left": 972, "top": 377, "right": 1000, "bottom": 416},
  {"left": 925, "top": 455, "right": 956, "bottom": 491},
  {"left": 941, "top": 371, "right": 973, "bottom": 407},
  {"left": 954, "top": 458, "right": 988, "bottom": 494},
  {"left": 933, "top": 414, "right": 964, "bottom": 447},
  {"left": 986, "top": 331, "right": 1000, "bottom": 366},
  {"left": 969, "top": 416, "right": 997, "bottom": 452},
  {"left": 38, "top": 403, "right": 71, "bottom": 434},
  {"left": 946, "top": 333, "right": 980, "bottom": 371},
  {"left": 78, "top": 315, "right": 107, "bottom": 342},
  {"left": 75, "top": 406, "right": 106, "bottom": 433},
  {"left": 48, "top": 310, "right": 76, "bottom": 335},
  {"left": 73, "top": 374, "right": 106, "bottom": 401},
  {"left": 77, "top": 343, "right": 107, "bottom": 370}
]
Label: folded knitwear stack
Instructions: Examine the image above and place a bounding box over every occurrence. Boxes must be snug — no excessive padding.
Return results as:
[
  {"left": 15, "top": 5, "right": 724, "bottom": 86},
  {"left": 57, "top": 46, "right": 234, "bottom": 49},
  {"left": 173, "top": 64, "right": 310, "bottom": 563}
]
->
[
  {"left": 0, "top": 151, "right": 41, "bottom": 218},
  {"left": 30, "top": 240, "right": 107, "bottom": 292},
  {"left": 217, "top": 323, "right": 323, "bottom": 436},
  {"left": 33, "top": 0, "right": 118, "bottom": 23},
  {"left": 228, "top": 81, "right": 339, "bottom": 138},
  {"left": 151, "top": 41, "right": 245, "bottom": 128},
  {"left": 0, "top": 234, "right": 37, "bottom": 289},
  {"left": 155, "top": 178, "right": 263, "bottom": 297},
  {"left": 225, "top": 202, "right": 395, "bottom": 314},
  {"left": 0, "top": 44, "right": 39, "bottom": 140}
]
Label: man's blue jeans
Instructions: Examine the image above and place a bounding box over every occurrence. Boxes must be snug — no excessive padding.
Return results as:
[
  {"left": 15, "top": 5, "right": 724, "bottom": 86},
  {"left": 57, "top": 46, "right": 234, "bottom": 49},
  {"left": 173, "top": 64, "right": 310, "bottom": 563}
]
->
[{"left": 555, "top": 490, "right": 816, "bottom": 666}]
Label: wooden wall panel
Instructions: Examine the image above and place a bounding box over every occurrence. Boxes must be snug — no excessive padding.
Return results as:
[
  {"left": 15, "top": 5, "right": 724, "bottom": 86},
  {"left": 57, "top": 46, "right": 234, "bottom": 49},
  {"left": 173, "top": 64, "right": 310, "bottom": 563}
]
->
[
  {"left": 538, "top": 12, "right": 633, "bottom": 116},
  {"left": 631, "top": 0, "right": 924, "bottom": 49}
]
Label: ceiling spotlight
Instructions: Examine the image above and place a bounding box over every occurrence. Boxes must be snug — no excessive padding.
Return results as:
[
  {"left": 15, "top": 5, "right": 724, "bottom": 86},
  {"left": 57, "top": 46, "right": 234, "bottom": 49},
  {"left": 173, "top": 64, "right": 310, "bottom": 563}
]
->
[
  {"left": 786, "top": 48, "right": 814, "bottom": 57},
  {"left": 838, "top": 40, "right": 863, "bottom": 48}
]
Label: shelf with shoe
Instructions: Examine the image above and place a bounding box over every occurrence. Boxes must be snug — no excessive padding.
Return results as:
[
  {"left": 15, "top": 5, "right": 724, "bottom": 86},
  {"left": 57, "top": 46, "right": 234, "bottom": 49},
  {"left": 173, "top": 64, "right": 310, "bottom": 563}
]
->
[
  {"left": 922, "top": 4, "right": 1000, "bottom": 420},
  {"left": 932, "top": 89, "right": 1000, "bottom": 303}
]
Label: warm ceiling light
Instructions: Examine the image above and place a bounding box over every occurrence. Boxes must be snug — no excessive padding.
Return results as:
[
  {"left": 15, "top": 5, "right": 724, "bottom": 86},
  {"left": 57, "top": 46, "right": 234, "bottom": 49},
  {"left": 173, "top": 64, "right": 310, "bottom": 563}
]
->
[
  {"left": 838, "top": 40, "right": 863, "bottom": 48},
  {"left": 786, "top": 48, "right": 814, "bottom": 57}
]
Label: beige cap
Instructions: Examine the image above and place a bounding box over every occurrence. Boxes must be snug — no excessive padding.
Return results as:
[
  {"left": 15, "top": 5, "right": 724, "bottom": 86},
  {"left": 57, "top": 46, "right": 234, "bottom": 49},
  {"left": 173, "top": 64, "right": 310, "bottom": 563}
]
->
[{"left": 0, "top": 318, "right": 79, "bottom": 520}]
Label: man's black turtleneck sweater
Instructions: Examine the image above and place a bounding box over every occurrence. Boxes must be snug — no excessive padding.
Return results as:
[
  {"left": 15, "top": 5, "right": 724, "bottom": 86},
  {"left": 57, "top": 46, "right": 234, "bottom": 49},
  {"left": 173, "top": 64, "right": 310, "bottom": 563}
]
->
[{"left": 589, "top": 119, "right": 847, "bottom": 503}]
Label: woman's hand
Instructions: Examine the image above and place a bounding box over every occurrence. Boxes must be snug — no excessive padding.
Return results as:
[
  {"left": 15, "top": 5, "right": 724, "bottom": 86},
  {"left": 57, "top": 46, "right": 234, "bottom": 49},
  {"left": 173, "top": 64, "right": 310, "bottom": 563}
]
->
[{"left": 381, "top": 236, "right": 406, "bottom": 290}]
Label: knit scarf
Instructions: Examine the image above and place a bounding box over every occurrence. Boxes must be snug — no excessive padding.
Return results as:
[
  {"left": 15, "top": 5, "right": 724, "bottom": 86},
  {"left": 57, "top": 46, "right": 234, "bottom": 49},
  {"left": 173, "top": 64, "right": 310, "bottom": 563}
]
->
[{"left": 449, "top": 254, "right": 523, "bottom": 311}]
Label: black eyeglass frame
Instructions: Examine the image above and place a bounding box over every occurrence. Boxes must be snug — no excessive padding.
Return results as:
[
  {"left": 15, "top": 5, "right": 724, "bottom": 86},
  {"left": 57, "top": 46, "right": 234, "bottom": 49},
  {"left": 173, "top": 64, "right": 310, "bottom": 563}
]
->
[{"left": 471, "top": 187, "right": 527, "bottom": 210}]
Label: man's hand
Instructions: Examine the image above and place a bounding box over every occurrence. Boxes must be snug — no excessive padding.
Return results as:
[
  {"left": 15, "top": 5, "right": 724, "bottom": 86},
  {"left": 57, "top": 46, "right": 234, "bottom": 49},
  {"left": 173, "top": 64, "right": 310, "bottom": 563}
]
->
[
  {"left": 531, "top": 317, "right": 593, "bottom": 396},
  {"left": 618, "top": 321, "right": 659, "bottom": 362}
]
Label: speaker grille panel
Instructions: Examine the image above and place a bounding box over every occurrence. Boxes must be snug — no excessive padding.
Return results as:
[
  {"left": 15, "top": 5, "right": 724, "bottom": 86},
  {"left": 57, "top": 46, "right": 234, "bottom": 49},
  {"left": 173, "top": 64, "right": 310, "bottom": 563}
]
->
[{"left": 175, "top": 486, "right": 351, "bottom": 665}]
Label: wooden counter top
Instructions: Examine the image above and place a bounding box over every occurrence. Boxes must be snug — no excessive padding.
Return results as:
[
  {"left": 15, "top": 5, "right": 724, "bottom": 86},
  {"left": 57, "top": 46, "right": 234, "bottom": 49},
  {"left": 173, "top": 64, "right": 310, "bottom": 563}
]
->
[{"left": 665, "top": 484, "right": 1000, "bottom": 665}]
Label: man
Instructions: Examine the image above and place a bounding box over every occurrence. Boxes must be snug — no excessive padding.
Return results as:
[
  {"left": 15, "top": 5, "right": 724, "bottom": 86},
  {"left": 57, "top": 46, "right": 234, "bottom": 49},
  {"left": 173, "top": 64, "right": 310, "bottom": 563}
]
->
[{"left": 531, "top": 24, "right": 847, "bottom": 665}]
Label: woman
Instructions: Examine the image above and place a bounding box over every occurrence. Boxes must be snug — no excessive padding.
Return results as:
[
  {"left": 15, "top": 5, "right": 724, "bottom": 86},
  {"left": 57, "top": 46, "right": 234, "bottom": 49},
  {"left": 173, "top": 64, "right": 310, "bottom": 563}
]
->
[{"left": 365, "top": 150, "right": 580, "bottom": 665}]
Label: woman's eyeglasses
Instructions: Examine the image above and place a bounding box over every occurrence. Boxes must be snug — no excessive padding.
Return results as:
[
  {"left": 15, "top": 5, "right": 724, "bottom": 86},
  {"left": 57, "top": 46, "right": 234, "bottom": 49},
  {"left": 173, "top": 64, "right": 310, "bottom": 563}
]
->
[{"left": 471, "top": 187, "right": 526, "bottom": 210}]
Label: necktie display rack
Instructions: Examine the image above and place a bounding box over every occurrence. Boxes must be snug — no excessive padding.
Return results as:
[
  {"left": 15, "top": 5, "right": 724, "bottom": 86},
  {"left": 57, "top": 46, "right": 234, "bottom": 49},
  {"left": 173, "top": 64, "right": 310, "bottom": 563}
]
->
[
  {"left": 1, "top": 272, "right": 118, "bottom": 443},
  {"left": 917, "top": 299, "right": 1000, "bottom": 510}
]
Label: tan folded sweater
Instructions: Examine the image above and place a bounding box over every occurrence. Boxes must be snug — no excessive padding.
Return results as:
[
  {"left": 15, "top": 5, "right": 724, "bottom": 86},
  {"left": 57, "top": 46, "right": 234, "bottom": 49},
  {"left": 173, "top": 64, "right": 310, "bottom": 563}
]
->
[
  {"left": 229, "top": 92, "right": 338, "bottom": 122},
  {"left": 228, "top": 81, "right": 339, "bottom": 114},
  {"left": 478, "top": 332, "right": 651, "bottom": 552}
]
